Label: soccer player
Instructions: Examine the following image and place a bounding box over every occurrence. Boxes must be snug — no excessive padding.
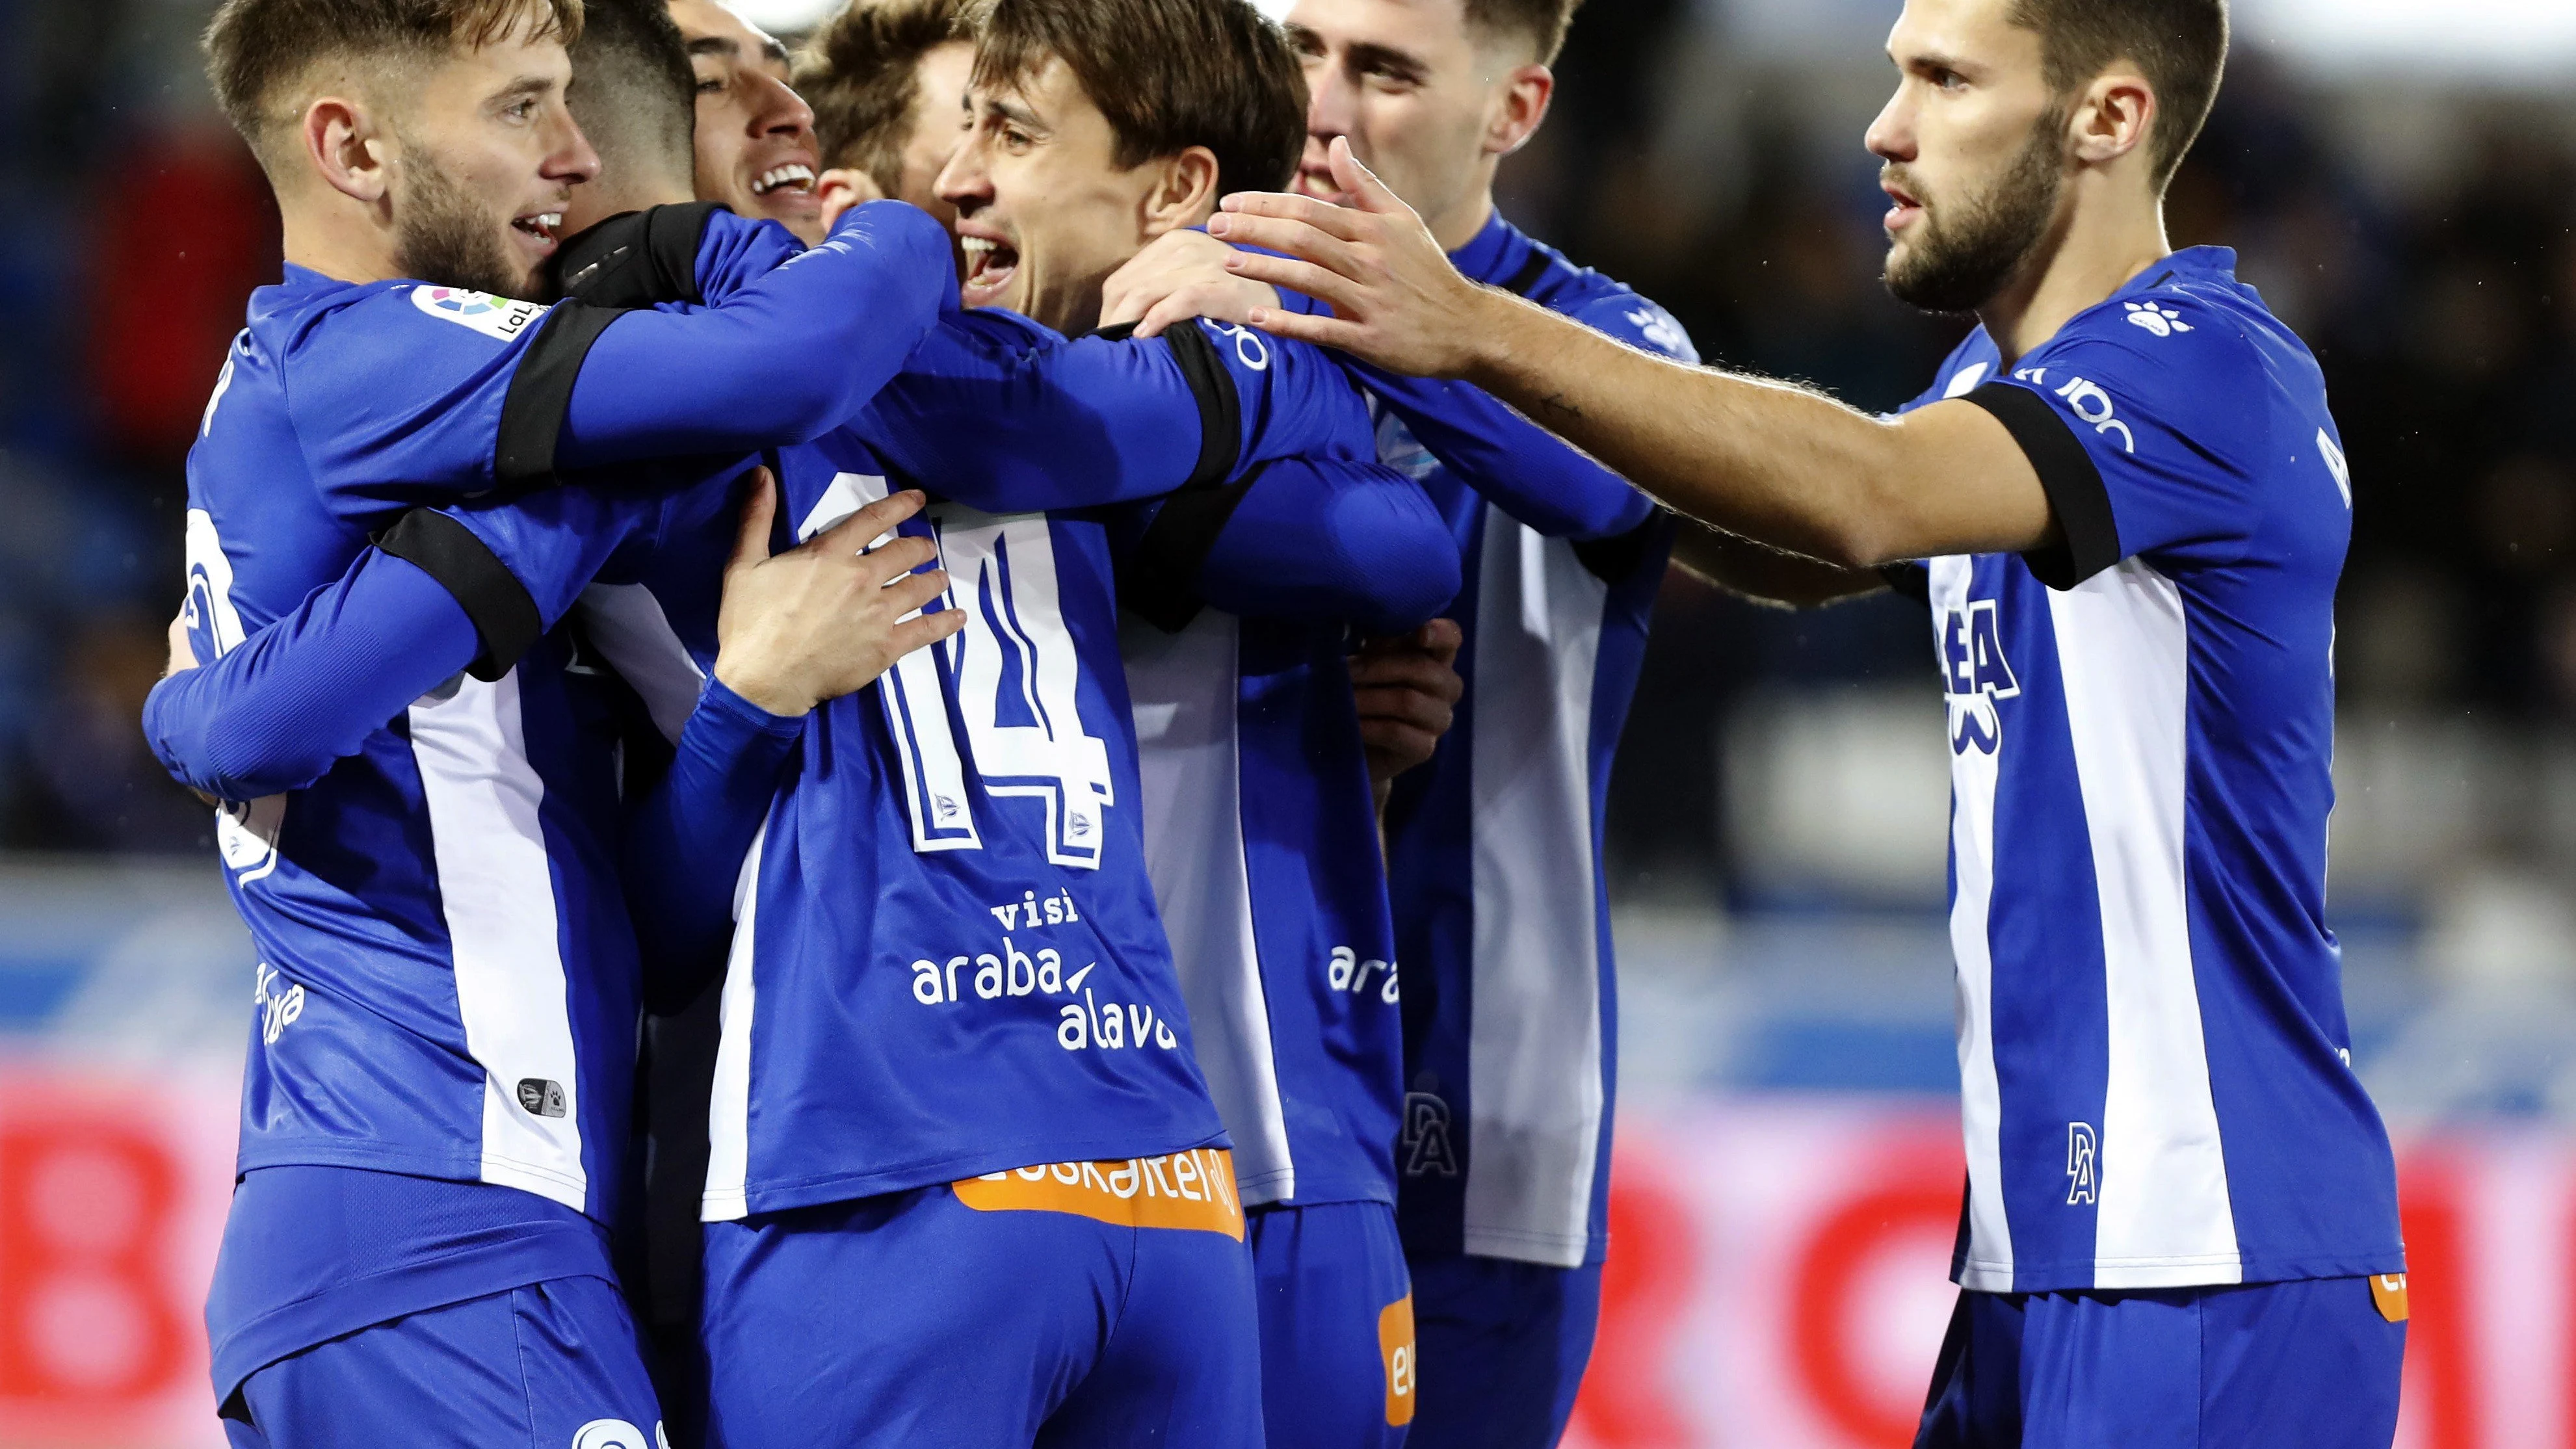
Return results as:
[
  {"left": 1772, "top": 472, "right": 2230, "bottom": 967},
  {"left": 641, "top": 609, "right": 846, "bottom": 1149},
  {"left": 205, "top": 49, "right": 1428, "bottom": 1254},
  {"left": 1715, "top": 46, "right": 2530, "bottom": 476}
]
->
[
  {"left": 795, "top": 0, "right": 975, "bottom": 241},
  {"left": 161, "top": 0, "right": 954, "bottom": 1441},
  {"left": 1120, "top": 1, "right": 1700, "bottom": 1443},
  {"left": 1210, "top": 0, "right": 2412, "bottom": 1442},
  {"left": 670, "top": 0, "right": 830, "bottom": 240}
]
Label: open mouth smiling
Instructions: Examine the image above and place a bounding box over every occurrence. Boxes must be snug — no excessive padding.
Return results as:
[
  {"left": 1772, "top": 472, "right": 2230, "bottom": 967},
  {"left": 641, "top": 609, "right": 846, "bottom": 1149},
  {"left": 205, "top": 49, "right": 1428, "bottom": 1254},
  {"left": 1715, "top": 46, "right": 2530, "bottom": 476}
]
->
[{"left": 958, "top": 233, "right": 1019, "bottom": 306}]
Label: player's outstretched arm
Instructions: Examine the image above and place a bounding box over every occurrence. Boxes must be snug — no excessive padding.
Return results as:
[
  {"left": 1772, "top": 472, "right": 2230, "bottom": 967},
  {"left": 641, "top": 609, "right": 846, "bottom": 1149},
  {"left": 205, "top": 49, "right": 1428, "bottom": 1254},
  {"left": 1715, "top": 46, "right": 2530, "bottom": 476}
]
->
[
  {"left": 1669, "top": 523, "right": 1891, "bottom": 608},
  {"left": 554, "top": 201, "right": 958, "bottom": 472},
  {"left": 1209, "top": 141, "right": 2057, "bottom": 569},
  {"left": 624, "top": 480, "right": 960, "bottom": 993},
  {"left": 144, "top": 551, "right": 486, "bottom": 802}
]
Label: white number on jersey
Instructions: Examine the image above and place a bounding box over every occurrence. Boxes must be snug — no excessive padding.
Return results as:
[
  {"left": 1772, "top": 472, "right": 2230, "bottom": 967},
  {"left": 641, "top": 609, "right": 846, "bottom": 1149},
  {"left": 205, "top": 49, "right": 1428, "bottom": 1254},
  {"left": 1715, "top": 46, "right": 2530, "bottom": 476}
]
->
[{"left": 798, "top": 477, "right": 1114, "bottom": 868}]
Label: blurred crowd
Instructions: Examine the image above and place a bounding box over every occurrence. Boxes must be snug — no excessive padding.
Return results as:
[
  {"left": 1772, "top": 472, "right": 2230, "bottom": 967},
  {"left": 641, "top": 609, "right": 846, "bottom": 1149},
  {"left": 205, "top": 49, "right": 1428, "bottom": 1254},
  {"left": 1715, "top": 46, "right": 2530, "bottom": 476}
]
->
[{"left": 1, "top": 0, "right": 2570, "bottom": 893}]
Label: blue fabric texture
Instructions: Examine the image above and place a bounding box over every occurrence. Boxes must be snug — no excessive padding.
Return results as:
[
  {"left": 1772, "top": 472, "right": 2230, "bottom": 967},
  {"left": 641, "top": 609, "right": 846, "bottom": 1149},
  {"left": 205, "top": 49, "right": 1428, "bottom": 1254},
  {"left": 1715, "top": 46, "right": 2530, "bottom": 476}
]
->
[
  {"left": 1248, "top": 1200, "right": 1415, "bottom": 1449},
  {"left": 1913, "top": 1279, "right": 2404, "bottom": 1448},
  {"left": 221, "top": 1274, "right": 661, "bottom": 1448},
  {"left": 1401, "top": 1253, "right": 1602, "bottom": 1449},
  {"left": 698, "top": 1185, "right": 1261, "bottom": 1448}
]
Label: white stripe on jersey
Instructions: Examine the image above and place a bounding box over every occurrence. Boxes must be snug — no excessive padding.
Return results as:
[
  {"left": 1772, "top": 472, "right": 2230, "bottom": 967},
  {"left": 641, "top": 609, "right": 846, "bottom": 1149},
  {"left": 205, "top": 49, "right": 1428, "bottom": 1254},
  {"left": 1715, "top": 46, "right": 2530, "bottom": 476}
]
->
[
  {"left": 1931, "top": 557, "right": 2016, "bottom": 1292},
  {"left": 701, "top": 821, "right": 769, "bottom": 1222},
  {"left": 575, "top": 583, "right": 706, "bottom": 745},
  {"left": 1462, "top": 512, "right": 1608, "bottom": 1269},
  {"left": 1124, "top": 610, "right": 1296, "bottom": 1206},
  {"left": 2052, "top": 560, "right": 2240, "bottom": 1286},
  {"left": 408, "top": 672, "right": 588, "bottom": 1210}
]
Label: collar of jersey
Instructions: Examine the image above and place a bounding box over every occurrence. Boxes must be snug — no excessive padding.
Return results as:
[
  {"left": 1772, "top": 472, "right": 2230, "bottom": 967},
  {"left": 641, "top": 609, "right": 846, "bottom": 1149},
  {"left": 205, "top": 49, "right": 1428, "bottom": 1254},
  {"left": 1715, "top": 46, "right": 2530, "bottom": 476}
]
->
[{"left": 1447, "top": 211, "right": 1523, "bottom": 287}]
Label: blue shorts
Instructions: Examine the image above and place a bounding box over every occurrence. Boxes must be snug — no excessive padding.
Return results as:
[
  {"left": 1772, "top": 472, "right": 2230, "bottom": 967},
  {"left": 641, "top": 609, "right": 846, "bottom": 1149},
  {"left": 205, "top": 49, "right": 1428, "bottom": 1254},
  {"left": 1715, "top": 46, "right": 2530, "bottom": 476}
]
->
[
  {"left": 1248, "top": 1200, "right": 1415, "bottom": 1448},
  {"left": 700, "top": 1170, "right": 1262, "bottom": 1448},
  {"left": 1402, "top": 1253, "right": 1603, "bottom": 1449},
  {"left": 221, "top": 1275, "right": 663, "bottom": 1449},
  {"left": 1915, "top": 1277, "right": 2407, "bottom": 1449}
]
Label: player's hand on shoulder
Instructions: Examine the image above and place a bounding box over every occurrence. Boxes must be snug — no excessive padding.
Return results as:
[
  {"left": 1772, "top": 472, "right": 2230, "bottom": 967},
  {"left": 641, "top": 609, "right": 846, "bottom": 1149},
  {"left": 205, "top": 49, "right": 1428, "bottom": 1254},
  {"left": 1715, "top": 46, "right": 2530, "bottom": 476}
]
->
[
  {"left": 1350, "top": 619, "right": 1465, "bottom": 797},
  {"left": 1100, "top": 229, "right": 1280, "bottom": 339},
  {"left": 1207, "top": 137, "right": 1492, "bottom": 378},
  {"left": 712, "top": 471, "right": 963, "bottom": 718}
]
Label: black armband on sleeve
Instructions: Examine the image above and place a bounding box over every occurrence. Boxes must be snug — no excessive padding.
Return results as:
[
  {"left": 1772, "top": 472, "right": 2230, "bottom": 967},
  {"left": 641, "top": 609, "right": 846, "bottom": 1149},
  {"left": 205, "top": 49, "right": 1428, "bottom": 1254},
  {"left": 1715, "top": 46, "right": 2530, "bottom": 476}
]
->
[
  {"left": 552, "top": 202, "right": 724, "bottom": 307},
  {"left": 1962, "top": 381, "right": 2122, "bottom": 590},
  {"left": 375, "top": 509, "right": 544, "bottom": 682},
  {"left": 493, "top": 300, "right": 628, "bottom": 490},
  {"left": 1879, "top": 561, "right": 1930, "bottom": 603},
  {"left": 1571, "top": 511, "right": 1671, "bottom": 584},
  {"left": 1117, "top": 463, "right": 1267, "bottom": 634},
  {"left": 1161, "top": 321, "right": 1244, "bottom": 491}
]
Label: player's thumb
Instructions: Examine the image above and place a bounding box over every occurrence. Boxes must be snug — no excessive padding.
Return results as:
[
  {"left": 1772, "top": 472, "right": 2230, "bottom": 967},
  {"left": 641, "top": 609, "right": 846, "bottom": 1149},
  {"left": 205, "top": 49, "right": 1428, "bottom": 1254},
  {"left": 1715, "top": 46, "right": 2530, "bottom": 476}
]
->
[{"left": 729, "top": 469, "right": 780, "bottom": 575}]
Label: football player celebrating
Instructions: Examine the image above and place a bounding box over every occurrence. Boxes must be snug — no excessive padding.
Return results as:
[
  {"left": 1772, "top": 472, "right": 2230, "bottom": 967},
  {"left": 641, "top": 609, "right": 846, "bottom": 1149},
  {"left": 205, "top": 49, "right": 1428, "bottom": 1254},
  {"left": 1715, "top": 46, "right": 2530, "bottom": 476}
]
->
[
  {"left": 161, "top": 0, "right": 953, "bottom": 1442},
  {"left": 1209, "top": 0, "right": 2412, "bottom": 1443},
  {"left": 671, "top": 0, "right": 830, "bottom": 240}
]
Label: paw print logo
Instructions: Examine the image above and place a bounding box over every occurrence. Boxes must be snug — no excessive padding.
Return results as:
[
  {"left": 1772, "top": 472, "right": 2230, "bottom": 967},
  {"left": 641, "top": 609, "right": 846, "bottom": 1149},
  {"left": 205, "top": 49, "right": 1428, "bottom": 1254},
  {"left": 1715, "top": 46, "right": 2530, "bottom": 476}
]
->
[{"left": 2123, "top": 302, "right": 2193, "bottom": 338}]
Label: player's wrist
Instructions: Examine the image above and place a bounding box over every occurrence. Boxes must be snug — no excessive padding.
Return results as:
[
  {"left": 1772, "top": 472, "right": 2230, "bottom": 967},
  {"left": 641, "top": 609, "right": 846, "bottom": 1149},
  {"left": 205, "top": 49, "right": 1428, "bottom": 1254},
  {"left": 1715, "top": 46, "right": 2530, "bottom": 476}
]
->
[{"left": 711, "top": 654, "right": 817, "bottom": 720}]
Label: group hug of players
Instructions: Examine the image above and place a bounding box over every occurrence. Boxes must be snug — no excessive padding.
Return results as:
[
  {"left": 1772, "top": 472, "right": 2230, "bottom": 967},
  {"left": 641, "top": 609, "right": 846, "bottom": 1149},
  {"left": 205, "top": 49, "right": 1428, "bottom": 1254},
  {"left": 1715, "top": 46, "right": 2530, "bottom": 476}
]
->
[{"left": 151, "top": 0, "right": 2417, "bottom": 1444}]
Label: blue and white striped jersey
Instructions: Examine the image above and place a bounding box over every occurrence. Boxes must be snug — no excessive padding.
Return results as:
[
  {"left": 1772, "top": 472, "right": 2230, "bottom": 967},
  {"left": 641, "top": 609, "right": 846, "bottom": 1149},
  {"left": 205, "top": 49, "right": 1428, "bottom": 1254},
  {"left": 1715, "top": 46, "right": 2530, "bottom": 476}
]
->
[
  {"left": 173, "top": 204, "right": 949, "bottom": 1226},
  {"left": 1360, "top": 217, "right": 1696, "bottom": 1269},
  {"left": 1891, "top": 246, "right": 2402, "bottom": 1292}
]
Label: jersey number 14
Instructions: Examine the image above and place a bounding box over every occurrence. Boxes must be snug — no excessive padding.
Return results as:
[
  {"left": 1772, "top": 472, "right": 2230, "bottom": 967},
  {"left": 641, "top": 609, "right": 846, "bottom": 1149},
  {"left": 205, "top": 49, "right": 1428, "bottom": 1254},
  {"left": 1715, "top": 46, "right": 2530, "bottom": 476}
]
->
[{"left": 874, "top": 505, "right": 1115, "bottom": 869}]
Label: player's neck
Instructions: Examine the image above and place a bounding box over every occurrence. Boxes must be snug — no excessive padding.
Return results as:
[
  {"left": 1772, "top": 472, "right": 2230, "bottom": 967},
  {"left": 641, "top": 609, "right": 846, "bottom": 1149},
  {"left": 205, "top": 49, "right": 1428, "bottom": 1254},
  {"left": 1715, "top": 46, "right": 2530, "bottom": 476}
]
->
[
  {"left": 1979, "top": 179, "right": 2171, "bottom": 367},
  {"left": 280, "top": 204, "right": 404, "bottom": 287},
  {"left": 1421, "top": 156, "right": 1500, "bottom": 254}
]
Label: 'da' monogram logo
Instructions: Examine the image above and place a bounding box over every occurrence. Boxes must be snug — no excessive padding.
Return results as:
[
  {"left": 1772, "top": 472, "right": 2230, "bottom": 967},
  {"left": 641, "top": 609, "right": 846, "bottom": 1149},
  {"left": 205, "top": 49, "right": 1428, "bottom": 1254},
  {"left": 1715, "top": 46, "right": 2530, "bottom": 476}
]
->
[
  {"left": 1942, "top": 599, "right": 2020, "bottom": 755},
  {"left": 1400, "top": 1093, "right": 1459, "bottom": 1179},
  {"left": 2066, "top": 1121, "right": 2099, "bottom": 1205}
]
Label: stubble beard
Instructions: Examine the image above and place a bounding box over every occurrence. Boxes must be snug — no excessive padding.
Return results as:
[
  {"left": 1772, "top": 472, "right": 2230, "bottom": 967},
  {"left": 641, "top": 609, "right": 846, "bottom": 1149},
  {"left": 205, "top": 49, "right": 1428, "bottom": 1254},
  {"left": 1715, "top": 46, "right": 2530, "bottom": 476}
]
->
[
  {"left": 1883, "top": 111, "right": 2068, "bottom": 317},
  {"left": 389, "top": 141, "right": 532, "bottom": 300}
]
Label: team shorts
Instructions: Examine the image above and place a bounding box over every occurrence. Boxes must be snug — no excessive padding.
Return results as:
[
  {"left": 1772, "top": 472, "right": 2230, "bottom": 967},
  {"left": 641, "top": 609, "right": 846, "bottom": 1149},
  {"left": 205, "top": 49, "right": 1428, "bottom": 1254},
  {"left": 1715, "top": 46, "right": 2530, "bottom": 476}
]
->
[
  {"left": 1247, "top": 1199, "right": 1416, "bottom": 1448},
  {"left": 1915, "top": 1275, "right": 2408, "bottom": 1449},
  {"left": 221, "top": 1275, "right": 664, "bottom": 1449},
  {"left": 700, "top": 1150, "right": 1262, "bottom": 1449},
  {"left": 1401, "top": 1252, "right": 1603, "bottom": 1449}
]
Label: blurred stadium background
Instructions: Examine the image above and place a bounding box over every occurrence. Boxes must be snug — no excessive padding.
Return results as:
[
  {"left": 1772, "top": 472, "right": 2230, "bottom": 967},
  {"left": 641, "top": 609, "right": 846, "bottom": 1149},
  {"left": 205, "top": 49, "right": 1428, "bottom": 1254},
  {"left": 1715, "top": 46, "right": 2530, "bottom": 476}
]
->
[{"left": 1, "top": 0, "right": 2573, "bottom": 1443}]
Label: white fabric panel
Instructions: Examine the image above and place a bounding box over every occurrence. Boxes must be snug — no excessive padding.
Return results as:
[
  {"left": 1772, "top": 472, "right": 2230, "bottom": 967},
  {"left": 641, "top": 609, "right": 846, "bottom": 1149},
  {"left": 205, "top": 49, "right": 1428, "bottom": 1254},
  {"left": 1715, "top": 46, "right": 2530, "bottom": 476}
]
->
[
  {"left": 408, "top": 672, "right": 588, "bottom": 1210},
  {"left": 1930, "top": 557, "right": 2016, "bottom": 1292},
  {"left": 700, "top": 822, "right": 769, "bottom": 1222},
  {"left": 1462, "top": 512, "right": 1608, "bottom": 1268},
  {"left": 1122, "top": 610, "right": 1296, "bottom": 1205},
  {"left": 575, "top": 583, "right": 706, "bottom": 746},
  {"left": 2049, "top": 560, "right": 2241, "bottom": 1287}
]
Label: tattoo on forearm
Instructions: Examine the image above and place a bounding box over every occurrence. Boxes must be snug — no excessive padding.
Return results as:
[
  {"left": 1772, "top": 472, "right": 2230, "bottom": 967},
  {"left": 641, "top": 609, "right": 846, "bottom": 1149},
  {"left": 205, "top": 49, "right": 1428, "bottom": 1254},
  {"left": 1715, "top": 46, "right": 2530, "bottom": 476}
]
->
[{"left": 1536, "top": 392, "right": 1585, "bottom": 421}]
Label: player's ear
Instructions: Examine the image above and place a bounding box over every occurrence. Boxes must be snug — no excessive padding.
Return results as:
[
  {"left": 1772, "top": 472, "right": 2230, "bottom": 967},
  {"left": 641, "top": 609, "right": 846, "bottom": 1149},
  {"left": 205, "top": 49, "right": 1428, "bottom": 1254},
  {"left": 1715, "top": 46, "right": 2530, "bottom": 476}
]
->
[
  {"left": 2071, "top": 70, "right": 2155, "bottom": 169},
  {"left": 1143, "top": 146, "right": 1222, "bottom": 236},
  {"left": 305, "top": 96, "right": 392, "bottom": 205},
  {"left": 1486, "top": 64, "right": 1555, "bottom": 160}
]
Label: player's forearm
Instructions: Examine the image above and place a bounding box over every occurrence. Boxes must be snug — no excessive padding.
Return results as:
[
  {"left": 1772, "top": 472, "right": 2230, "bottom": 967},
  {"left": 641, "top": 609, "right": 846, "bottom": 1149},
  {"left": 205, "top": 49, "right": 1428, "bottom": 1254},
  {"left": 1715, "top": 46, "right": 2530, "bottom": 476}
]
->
[
  {"left": 1196, "top": 459, "right": 1462, "bottom": 634},
  {"left": 143, "top": 553, "right": 482, "bottom": 801},
  {"left": 624, "top": 678, "right": 801, "bottom": 1004},
  {"left": 1668, "top": 521, "right": 1889, "bottom": 609},
  {"left": 1460, "top": 293, "right": 1928, "bottom": 568},
  {"left": 559, "top": 202, "right": 953, "bottom": 468},
  {"left": 1355, "top": 364, "right": 1653, "bottom": 541}
]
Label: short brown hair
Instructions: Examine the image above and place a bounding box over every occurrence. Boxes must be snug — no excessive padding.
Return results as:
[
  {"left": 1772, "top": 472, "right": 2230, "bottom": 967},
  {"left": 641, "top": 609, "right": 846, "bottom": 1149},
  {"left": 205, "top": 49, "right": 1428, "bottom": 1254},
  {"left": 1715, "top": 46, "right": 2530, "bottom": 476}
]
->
[
  {"left": 2007, "top": 0, "right": 2228, "bottom": 187},
  {"left": 969, "top": 0, "right": 1305, "bottom": 196},
  {"left": 796, "top": 0, "right": 973, "bottom": 189},
  {"left": 205, "top": 0, "right": 583, "bottom": 169},
  {"left": 1464, "top": 0, "right": 1584, "bottom": 66}
]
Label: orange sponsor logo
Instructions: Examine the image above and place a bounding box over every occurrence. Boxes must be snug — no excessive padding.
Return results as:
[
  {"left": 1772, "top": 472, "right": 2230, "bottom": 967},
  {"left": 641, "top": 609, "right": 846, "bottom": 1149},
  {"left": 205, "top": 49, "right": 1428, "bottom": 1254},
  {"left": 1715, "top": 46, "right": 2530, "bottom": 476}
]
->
[
  {"left": 1380, "top": 1293, "right": 1417, "bottom": 1426},
  {"left": 954, "top": 1149, "right": 1242, "bottom": 1240},
  {"left": 2371, "top": 1272, "right": 2409, "bottom": 1323}
]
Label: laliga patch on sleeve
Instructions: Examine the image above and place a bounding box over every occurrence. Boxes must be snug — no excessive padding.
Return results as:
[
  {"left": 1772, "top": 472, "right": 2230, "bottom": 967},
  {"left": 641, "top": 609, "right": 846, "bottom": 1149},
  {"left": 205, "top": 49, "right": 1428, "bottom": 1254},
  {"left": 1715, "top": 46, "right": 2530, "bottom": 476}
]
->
[
  {"left": 2370, "top": 1273, "right": 2409, "bottom": 1323},
  {"left": 410, "top": 285, "right": 548, "bottom": 343}
]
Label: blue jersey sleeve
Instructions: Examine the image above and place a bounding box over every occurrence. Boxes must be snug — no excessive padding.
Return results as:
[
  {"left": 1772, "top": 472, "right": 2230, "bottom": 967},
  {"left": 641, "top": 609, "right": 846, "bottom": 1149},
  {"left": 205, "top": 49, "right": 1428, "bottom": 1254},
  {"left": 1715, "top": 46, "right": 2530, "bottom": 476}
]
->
[
  {"left": 144, "top": 473, "right": 678, "bottom": 800},
  {"left": 284, "top": 201, "right": 949, "bottom": 504},
  {"left": 1339, "top": 288, "right": 1694, "bottom": 542},
  {"left": 143, "top": 550, "right": 483, "bottom": 800},
  {"left": 1116, "top": 457, "right": 1459, "bottom": 635},
  {"left": 624, "top": 677, "right": 802, "bottom": 1004},
  {"left": 1961, "top": 290, "right": 2282, "bottom": 588}
]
